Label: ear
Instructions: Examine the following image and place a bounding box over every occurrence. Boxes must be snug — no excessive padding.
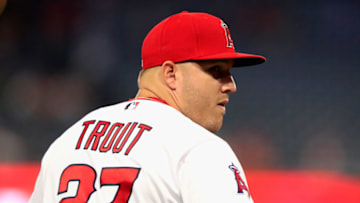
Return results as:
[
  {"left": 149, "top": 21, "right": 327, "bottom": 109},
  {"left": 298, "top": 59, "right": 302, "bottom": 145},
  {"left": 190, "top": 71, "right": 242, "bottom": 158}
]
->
[{"left": 161, "top": 60, "right": 179, "bottom": 90}]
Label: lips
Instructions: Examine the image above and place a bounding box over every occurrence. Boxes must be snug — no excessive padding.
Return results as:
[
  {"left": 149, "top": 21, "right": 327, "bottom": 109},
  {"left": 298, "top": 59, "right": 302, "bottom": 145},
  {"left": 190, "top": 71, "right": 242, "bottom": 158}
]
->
[
  {"left": 218, "top": 99, "right": 228, "bottom": 107},
  {"left": 217, "top": 99, "right": 228, "bottom": 113}
]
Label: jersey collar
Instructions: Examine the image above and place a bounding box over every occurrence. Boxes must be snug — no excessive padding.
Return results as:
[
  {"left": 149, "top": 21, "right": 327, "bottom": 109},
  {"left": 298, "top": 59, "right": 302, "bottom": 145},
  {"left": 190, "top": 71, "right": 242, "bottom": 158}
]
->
[{"left": 130, "top": 97, "right": 169, "bottom": 105}]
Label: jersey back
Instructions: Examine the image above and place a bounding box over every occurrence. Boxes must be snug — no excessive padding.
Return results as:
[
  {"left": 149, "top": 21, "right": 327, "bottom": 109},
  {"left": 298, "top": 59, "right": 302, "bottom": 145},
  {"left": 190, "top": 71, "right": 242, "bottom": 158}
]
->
[{"left": 30, "top": 99, "right": 253, "bottom": 203}]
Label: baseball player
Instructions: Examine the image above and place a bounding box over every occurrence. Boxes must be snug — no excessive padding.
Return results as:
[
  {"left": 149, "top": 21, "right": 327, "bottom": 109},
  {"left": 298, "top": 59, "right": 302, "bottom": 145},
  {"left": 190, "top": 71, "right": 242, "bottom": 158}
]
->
[{"left": 30, "top": 11, "right": 265, "bottom": 203}]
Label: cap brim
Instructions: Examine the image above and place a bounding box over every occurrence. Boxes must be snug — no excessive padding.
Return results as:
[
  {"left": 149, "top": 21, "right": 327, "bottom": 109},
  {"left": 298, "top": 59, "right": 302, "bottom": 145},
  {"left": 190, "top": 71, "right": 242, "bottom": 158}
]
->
[{"left": 193, "top": 52, "right": 266, "bottom": 67}]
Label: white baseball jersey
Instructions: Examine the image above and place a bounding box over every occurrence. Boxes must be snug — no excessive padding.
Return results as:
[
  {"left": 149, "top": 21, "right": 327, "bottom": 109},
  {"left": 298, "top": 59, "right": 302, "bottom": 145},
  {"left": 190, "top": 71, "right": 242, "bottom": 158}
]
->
[{"left": 30, "top": 97, "right": 254, "bottom": 203}]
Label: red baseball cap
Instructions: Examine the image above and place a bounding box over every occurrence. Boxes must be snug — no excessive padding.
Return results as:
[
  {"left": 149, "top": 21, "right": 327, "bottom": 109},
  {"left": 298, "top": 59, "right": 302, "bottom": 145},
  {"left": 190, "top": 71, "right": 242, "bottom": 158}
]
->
[{"left": 141, "top": 11, "right": 266, "bottom": 70}]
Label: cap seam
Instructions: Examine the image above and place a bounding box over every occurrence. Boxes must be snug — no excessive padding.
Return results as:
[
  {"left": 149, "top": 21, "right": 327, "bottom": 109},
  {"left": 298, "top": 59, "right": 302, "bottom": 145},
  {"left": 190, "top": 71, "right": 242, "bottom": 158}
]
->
[
  {"left": 190, "top": 14, "right": 200, "bottom": 58},
  {"left": 160, "top": 17, "right": 171, "bottom": 65}
]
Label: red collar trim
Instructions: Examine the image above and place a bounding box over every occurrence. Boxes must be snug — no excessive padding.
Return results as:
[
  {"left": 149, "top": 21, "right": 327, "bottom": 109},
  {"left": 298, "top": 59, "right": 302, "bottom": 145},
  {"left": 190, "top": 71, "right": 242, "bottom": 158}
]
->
[{"left": 129, "top": 97, "right": 169, "bottom": 105}]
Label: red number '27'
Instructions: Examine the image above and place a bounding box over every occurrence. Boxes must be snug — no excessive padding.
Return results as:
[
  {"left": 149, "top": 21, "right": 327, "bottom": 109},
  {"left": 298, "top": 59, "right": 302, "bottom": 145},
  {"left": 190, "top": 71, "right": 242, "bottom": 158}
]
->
[{"left": 58, "top": 164, "right": 140, "bottom": 203}]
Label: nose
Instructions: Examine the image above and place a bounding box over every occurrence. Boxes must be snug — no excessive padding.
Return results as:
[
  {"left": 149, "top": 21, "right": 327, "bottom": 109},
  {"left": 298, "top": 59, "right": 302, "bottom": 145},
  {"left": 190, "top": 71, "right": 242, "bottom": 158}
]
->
[{"left": 221, "top": 75, "right": 237, "bottom": 94}]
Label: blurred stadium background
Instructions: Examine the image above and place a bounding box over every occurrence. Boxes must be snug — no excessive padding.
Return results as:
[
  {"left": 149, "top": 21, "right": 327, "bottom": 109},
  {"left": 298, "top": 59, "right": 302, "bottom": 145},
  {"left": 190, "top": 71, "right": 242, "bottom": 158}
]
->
[{"left": 0, "top": 0, "right": 359, "bottom": 202}]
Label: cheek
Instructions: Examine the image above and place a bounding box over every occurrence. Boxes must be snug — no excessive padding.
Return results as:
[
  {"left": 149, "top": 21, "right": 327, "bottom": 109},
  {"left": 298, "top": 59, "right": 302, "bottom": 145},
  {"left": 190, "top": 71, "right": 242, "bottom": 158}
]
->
[
  {"left": 180, "top": 84, "right": 223, "bottom": 132},
  {"left": 184, "top": 81, "right": 211, "bottom": 106},
  {"left": 182, "top": 78, "right": 218, "bottom": 114},
  {"left": 180, "top": 80, "right": 207, "bottom": 117}
]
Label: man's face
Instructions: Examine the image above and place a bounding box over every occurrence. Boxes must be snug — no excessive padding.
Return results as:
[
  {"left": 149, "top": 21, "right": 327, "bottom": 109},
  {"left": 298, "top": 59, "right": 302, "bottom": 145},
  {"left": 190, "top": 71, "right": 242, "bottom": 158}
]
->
[{"left": 176, "top": 60, "right": 237, "bottom": 133}]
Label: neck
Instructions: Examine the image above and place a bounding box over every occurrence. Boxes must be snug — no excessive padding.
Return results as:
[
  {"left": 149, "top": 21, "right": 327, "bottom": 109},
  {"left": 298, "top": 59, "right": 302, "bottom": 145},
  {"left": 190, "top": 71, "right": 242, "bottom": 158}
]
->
[{"left": 135, "top": 88, "right": 182, "bottom": 113}]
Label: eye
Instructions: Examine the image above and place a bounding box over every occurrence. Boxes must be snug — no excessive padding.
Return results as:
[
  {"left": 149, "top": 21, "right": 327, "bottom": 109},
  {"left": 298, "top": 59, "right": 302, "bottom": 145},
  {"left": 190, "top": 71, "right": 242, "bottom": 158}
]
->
[{"left": 207, "top": 65, "right": 226, "bottom": 79}]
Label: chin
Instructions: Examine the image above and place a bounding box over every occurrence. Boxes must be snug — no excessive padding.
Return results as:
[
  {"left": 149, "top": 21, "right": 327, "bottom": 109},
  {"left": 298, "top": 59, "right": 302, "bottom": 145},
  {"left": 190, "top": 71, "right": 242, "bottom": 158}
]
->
[
  {"left": 190, "top": 114, "right": 223, "bottom": 133},
  {"left": 207, "top": 121, "right": 223, "bottom": 133}
]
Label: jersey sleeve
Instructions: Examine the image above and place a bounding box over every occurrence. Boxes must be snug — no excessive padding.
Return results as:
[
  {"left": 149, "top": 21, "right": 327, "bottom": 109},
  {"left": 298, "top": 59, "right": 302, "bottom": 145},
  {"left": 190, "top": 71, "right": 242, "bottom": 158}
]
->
[
  {"left": 178, "top": 140, "right": 254, "bottom": 203},
  {"left": 28, "top": 160, "right": 52, "bottom": 203},
  {"left": 28, "top": 171, "right": 44, "bottom": 203}
]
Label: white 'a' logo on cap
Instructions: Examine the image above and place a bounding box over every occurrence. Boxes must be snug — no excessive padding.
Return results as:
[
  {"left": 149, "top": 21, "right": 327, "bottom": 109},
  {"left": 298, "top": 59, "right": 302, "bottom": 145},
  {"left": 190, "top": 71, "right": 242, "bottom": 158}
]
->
[{"left": 220, "top": 20, "right": 234, "bottom": 49}]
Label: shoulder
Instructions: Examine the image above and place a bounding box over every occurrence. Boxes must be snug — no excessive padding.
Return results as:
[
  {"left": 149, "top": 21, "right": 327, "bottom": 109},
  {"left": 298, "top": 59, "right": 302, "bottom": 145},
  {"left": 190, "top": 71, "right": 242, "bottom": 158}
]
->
[{"left": 177, "top": 133, "right": 252, "bottom": 202}]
